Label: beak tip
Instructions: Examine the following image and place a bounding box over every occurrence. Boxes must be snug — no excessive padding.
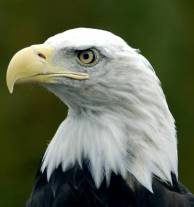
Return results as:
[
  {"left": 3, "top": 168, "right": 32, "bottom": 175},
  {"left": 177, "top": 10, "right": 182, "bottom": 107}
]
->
[
  {"left": 6, "top": 78, "right": 14, "bottom": 94},
  {"left": 6, "top": 65, "right": 16, "bottom": 94},
  {"left": 7, "top": 85, "right": 14, "bottom": 94},
  {"left": 9, "top": 89, "right": 13, "bottom": 94}
]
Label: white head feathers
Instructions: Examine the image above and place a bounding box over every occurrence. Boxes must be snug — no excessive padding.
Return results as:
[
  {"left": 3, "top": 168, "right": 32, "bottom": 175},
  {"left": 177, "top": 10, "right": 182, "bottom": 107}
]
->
[{"left": 41, "top": 28, "right": 178, "bottom": 192}]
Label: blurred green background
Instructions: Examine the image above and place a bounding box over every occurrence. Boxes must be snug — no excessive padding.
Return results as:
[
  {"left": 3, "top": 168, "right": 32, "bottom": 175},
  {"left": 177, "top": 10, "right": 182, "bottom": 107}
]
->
[{"left": 0, "top": 0, "right": 194, "bottom": 206}]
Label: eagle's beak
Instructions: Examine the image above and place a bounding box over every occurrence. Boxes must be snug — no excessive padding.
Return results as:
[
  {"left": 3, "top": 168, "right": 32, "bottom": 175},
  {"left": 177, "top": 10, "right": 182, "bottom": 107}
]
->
[{"left": 6, "top": 44, "right": 89, "bottom": 93}]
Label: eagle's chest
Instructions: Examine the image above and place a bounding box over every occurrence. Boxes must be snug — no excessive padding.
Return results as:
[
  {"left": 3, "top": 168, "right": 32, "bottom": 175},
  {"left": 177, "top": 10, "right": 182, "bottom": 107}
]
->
[
  {"left": 26, "top": 161, "right": 191, "bottom": 207},
  {"left": 27, "top": 161, "right": 141, "bottom": 207}
]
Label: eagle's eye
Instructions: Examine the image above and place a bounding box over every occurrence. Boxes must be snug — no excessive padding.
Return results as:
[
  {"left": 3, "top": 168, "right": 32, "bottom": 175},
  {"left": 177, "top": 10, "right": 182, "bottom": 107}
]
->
[{"left": 77, "top": 49, "right": 99, "bottom": 66}]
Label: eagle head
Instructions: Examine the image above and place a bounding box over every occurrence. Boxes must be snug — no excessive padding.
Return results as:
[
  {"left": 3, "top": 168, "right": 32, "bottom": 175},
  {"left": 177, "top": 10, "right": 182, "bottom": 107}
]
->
[{"left": 6, "top": 28, "right": 177, "bottom": 192}]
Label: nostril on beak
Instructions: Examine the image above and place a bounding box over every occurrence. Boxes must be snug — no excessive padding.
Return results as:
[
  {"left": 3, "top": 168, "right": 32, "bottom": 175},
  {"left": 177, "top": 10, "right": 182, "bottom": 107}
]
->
[{"left": 37, "top": 52, "right": 46, "bottom": 60}]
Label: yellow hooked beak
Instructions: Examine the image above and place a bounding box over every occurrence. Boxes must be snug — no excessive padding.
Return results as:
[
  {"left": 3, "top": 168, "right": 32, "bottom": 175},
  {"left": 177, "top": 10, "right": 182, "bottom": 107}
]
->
[{"left": 6, "top": 44, "right": 89, "bottom": 93}]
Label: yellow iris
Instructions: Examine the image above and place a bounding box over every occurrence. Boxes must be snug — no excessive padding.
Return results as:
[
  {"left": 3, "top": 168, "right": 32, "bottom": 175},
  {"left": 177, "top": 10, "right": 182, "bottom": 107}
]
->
[{"left": 77, "top": 49, "right": 97, "bottom": 65}]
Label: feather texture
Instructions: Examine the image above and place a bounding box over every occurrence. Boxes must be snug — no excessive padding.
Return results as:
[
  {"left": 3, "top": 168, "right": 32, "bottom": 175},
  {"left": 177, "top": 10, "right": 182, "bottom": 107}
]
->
[
  {"left": 41, "top": 28, "right": 177, "bottom": 191},
  {"left": 28, "top": 162, "right": 194, "bottom": 207}
]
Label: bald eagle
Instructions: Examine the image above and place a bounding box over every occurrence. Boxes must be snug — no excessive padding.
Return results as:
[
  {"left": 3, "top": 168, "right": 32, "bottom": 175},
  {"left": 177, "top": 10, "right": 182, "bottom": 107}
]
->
[{"left": 6, "top": 28, "right": 194, "bottom": 207}]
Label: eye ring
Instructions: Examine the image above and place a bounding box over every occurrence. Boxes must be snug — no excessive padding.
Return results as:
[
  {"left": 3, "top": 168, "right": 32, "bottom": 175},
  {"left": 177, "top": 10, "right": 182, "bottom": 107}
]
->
[{"left": 77, "top": 49, "right": 99, "bottom": 66}]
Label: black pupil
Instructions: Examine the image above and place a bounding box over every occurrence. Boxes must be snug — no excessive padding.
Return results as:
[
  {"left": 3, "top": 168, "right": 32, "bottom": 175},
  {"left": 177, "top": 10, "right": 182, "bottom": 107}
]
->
[{"left": 83, "top": 52, "right": 90, "bottom": 60}]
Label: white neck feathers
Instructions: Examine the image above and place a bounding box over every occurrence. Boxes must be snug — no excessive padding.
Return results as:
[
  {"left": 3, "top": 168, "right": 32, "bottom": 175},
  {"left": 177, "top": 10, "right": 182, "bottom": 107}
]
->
[{"left": 41, "top": 100, "right": 177, "bottom": 192}]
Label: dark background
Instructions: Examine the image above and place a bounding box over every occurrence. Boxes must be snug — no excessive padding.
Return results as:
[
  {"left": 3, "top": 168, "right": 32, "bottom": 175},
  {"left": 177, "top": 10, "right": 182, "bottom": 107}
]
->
[{"left": 0, "top": 0, "right": 194, "bottom": 206}]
